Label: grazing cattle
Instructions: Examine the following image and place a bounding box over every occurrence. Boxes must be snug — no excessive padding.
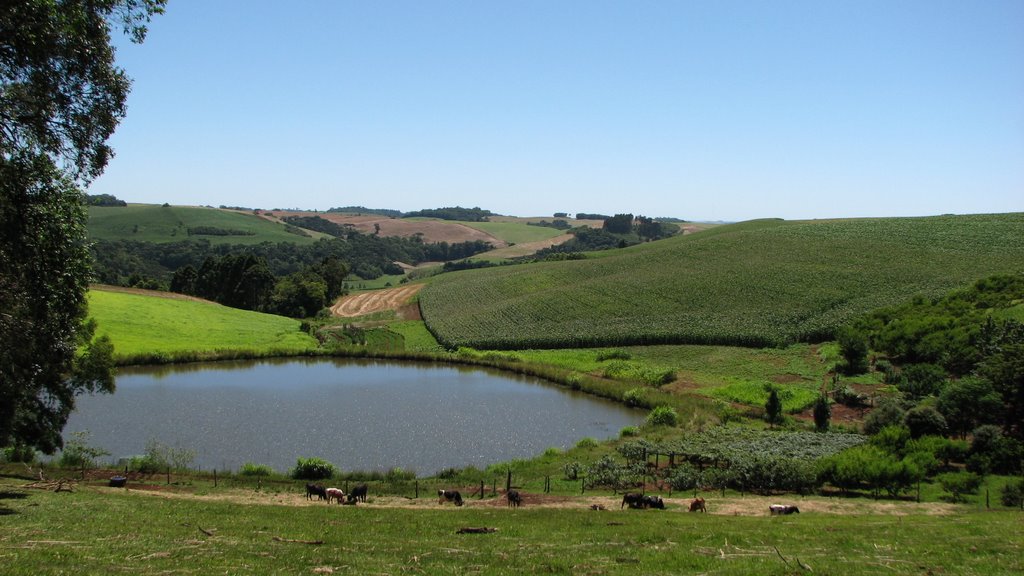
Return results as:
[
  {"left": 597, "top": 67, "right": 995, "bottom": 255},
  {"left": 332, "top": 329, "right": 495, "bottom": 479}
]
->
[
  {"left": 689, "top": 497, "right": 707, "bottom": 513},
  {"left": 325, "top": 487, "right": 346, "bottom": 504},
  {"left": 506, "top": 490, "right": 522, "bottom": 508},
  {"left": 305, "top": 483, "right": 327, "bottom": 501},
  {"left": 643, "top": 495, "right": 665, "bottom": 510},
  {"left": 621, "top": 492, "right": 645, "bottom": 509},
  {"left": 438, "top": 489, "right": 464, "bottom": 506},
  {"left": 769, "top": 504, "right": 800, "bottom": 515},
  {"left": 350, "top": 483, "right": 368, "bottom": 503}
]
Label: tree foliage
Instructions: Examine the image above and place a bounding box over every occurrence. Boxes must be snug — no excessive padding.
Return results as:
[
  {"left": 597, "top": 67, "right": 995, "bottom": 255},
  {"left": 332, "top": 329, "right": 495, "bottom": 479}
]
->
[{"left": 0, "top": 0, "right": 164, "bottom": 452}]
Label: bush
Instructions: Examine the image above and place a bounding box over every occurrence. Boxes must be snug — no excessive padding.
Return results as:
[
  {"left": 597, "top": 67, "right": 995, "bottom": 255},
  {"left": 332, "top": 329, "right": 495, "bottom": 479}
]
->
[
  {"left": 622, "top": 388, "right": 646, "bottom": 407},
  {"left": 903, "top": 406, "right": 948, "bottom": 438},
  {"left": 563, "top": 461, "right": 582, "bottom": 481},
  {"left": 667, "top": 462, "right": 701, "bottom": 492},
  {"left": 620, "top": 426, "right": 641, "bottom": 438},
  {"left": 596, "top": 349, "right": 632, "bottom": 361},
  {"left": 1, "top": 445, "right": 37, "bottom": 464},
  {"left": 937, "top": 471, "right": 983, "bottom": 502},
  {"left": 863, "top": 398, "right": 906, "bottom": 435},
  {"left": 291, "top": 457, "right": 336, "bottom": 480},
  {"left": 646, "top": 406, "right": 679, "bottom": 427},
  {"left": 58, "top": 431, "right": 109, "bottom": 470},
  {"left": 1000, "top": 479, "right": 1024, "bottom": 507},
  {"left": 575, "top": 437, "right": 599, "bottom": 449},
  {"left": 239, "top": 462, "right": 274, "bottom": 476},
  {"left": 131, "top": 439, "right": 195, "bottom": 473}
]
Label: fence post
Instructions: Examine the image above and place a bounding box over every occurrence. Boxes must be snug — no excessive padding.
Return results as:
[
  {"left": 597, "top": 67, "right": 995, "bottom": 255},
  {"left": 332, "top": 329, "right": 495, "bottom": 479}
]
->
[
  {"left": 581, "top": 477, "right": 585, "bottom": 494},
  {"left": 415, "top": 480, "right": 419, "bottom": 499},
  {"left": 480, "top": 480, "right": 485, "bottom": 499},
  {"left": 506, "top": 468, "right": 512, "bottom": 492},
  {"left": 214, "top": 469, "right": 217, "bottom": 488},
  {"left": 166, "top": 466, "right": 170, "bottom": 485}
]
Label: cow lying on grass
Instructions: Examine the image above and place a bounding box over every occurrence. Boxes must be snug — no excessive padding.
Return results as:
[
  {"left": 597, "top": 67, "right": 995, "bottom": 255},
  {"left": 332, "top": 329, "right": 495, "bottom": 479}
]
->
[
  {"left": 439, "top": 489, "right": 464, "bottom": 506},
  {"left": 769, "top": 504, "right": 800, "bottom": 515}
]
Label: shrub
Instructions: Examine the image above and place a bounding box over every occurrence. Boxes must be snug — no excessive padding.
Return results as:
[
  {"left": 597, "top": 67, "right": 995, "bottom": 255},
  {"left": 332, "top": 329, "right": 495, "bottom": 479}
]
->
[
  {"left": 863, "top": 398, "right": 906, "bottom": 435},
  {"left": 1, "top": 445, "right": 36, "bottom": 464},
  {"left": 575, "top": 437, "right": 599, "bottom": 449},
  {"left": 132, "top": 439, "right": 195, "bottom": 473},
  {"left": 291, "top": 457, "right": 336, "bottom": 480},
  {"left": 837, "top": 327, "right": 869, "bottom": 375},
  {"left": 58, "top": 431, "right": 109, "bottom": 470},
  {"left": 596, "top": 349, "right": 632, "bottom": 361},
  {"left": 1000, "top": 479, "right": 1024, "bottom": 507},
  {"left": 239, "top": 462, "right": 274, "bottom": 476},
  {"left": 563, "top": 461, "right": 582, "bottom": 481},
  {"left": 813, "top": 393, "right": 831, "bottom": 432},
  {"left": 937, "top": 471, "right": 982, "bottom": 503},
  {"left": 646, "top": 406, "right": 679, "bottom": 427},
  {"left": 903, "top": 406, "right": 948, "bottom": 438},
  {"left": 667, "top": 462, "right": 701, "bottom": 492},
  {"left": 584, "top": 455, "right": 632, "bottom": 490},
  {"left": 622, "top": 388, "right": 646, "bottom": 407},
  {"left": 620, "top": 426, "right": 640, "bottom": 438}
]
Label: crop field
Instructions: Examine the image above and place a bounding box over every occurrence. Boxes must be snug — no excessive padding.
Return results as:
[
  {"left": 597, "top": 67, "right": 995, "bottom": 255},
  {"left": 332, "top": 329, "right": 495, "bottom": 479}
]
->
[
  {"left": 88, "top": 204, "right": 323, "bottom": 245},
  {"left": 87, "top": 288, "right": 317, "bottom": 363},
  {"left": 1, "top": 474, "right": 1020, "bottom": 575},
  {"left": 459, "top": 220, "right": 569, "bottom": 245},
  {"left": 420, "top": 214, "right": 1024, "bottom": 349}
]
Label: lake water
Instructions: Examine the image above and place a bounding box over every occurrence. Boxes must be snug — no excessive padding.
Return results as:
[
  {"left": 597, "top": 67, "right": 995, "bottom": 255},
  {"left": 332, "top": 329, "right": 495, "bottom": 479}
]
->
[{"left": 64, "top": 358, "right": 644, "bottom": 475}]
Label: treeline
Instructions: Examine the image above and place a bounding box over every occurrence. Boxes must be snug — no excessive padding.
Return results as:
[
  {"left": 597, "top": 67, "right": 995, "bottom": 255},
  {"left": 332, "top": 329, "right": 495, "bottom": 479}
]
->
[
  {"left": 90, "top": 232, "right": 494, "bottom": 289},
  {"left": 533, "top": 214, "right": 679, "bottom": 257},
  {"left": 84, "top": 193, "right": 126, "bottom": 207},
  {"left": 326, "top": 206, "right": 402, "bottom": 218},
  {"left": 834, "top": 274, "right": 1024, "bottom": 477},
  {"left": 170, "top": 254, "right": 348, "bottom": 318},
  {"left": 403, "top": 206, "right": 493, "bottom": 222}
]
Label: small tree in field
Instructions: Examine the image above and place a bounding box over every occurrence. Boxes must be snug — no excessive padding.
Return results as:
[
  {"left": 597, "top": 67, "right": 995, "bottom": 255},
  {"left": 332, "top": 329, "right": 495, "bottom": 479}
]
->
[
  {"left": 813, "top": 393, "right": 831, "bottom": 432},
  {"left": 765, "top": 387, "right": 784, "bottom": 428}
]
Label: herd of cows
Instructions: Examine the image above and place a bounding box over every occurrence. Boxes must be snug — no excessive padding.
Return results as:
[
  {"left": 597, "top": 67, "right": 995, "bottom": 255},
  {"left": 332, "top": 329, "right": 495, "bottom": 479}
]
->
[{"left": 304, "top": 483, "right": 800, "bottom": 515}]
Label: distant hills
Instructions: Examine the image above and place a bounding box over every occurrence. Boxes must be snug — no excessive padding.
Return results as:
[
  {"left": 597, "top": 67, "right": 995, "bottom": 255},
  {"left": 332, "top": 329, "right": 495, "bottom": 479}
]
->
[{"left": 419, "top": 213, "right": 1024, "bottom": 349}]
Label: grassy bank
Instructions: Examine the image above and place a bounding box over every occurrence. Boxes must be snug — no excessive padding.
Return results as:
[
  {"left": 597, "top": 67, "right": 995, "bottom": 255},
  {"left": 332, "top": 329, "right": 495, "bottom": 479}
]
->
[
  {"left": 88, "top": 288, "right": 318, "bottom": 363},
  {"left": 1, "top": 473, "right": 1019, "bottom": 575}
]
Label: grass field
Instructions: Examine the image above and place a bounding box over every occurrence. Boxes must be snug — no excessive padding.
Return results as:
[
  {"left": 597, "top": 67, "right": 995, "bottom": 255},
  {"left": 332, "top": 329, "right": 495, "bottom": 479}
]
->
[
  {"left": 420, "top": 214, "right": 1024, "bottom": 350},
  {"left": 88, "top": 288, "right": 318, "bottom": 363},
  {"left": 87, "top": 204, "right": 323, "bottom": 245},
  {"left": 460, "top": 220, "right": 569, "bottom": 245},
  {"left": 1, "top": 473, "right": 1020, "bottom": 575}
]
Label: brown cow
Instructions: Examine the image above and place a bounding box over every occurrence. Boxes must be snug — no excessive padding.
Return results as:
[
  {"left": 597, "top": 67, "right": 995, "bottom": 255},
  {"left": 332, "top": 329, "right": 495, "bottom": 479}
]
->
[{"left": 689, "top": 497, "right": 706, "bottom": 513}]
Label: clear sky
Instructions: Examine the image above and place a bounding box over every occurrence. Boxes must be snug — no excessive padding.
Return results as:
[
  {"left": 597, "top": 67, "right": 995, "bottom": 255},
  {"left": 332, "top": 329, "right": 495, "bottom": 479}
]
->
[{"left": 91, "top": 0, "right": 1023, "bottom": 221}]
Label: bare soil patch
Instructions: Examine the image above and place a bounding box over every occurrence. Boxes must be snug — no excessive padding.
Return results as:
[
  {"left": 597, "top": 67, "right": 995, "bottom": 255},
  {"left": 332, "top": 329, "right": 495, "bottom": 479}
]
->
[{"left": 330, "top": 285, "right": 424, "bottom": 318}]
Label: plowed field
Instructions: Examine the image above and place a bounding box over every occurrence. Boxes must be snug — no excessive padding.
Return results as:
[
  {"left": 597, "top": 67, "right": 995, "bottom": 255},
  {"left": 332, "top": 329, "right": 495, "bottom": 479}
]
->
[{"left": 330, "top": 284, "right": 424, "bottom": 318}]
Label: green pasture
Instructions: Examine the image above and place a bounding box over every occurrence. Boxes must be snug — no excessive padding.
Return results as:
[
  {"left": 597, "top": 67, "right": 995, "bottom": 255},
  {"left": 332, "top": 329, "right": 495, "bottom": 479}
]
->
[
  {"left": 87, "top": 289, "right": 317, "bottom": 363},
  {"left": 87, "top": 204, "right": 322, "bottom": 245},
  {"left": 420, "top": 213, "right": 1024, "bottom": 350},
  {"left": 1, "top": 474, "right": 1019, "bottom": 575}
]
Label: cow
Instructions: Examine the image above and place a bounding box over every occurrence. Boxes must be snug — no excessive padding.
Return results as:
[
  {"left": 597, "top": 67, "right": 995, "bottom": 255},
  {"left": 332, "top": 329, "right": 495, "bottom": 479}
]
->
[
  {"left": 325, "top": 487, "right": 346, "bottom": 504},
  {"left": 506, "top": 489, "right": 522, "bottom": 508},
  {"left": 350, "top": 483, "right": 368, "bottom": 502},
  {"left": 769, "top": 504, "right": 800, "bottom": 515},
  {"left": 438, "top": 489, "right": 464, "bottom": 506},
  {"left": 643, "top": 495, "right": 665, "bottom": 510},
  {"left": 621, "top": 492, "right": 645, "bottom": 509},
  {"left": 305, "top": 483, "right": 327, "bottom": 501},
  {"left": 689, "top": 497, "right": 707, "bottom": 513}
]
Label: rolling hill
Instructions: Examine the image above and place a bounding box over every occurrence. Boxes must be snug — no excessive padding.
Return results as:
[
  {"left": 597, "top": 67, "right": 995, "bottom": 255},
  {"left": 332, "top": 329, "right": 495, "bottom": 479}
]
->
[
  {"left": 87, "top": 204, "right": 324, "bottom": 245},
  {"left": 418, "top": 213, "right": 1024, "bottom": 349}
]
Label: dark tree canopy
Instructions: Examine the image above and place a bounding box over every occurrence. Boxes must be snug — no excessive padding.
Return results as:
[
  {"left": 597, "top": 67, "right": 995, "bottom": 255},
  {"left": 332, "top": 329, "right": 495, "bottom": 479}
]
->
[{"left": 0, "top": 0, "right": 165, "bottom": 452}]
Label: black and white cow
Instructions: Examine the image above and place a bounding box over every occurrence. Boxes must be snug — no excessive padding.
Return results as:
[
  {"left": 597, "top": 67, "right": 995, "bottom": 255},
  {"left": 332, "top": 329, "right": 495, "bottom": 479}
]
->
[
  {"left": 439, "top": 489, "right": 464, "bottom": 506},
  {"left": 769, "top": 504, "right": 800, "bottom": 515}
]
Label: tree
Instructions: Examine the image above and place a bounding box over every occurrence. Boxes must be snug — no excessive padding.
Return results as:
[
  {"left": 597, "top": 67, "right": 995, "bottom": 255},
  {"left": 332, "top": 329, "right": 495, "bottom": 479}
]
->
[
  {"left": 813, "top": 393, "right": 831, "bottom": 432},
  {"left": 903, "top": 406, "right": 947, "bottom": 439},
  {"left": 837, "top": 326, "right": 869, "bottom": 375},
  {"left": 764, "top": 387, "right": 784, "bottom": 428},
  {"left": 1, "top": 1, "right": 165, "bottom": 453},
  {"left": 937, "top": 376, "right": 1001, "bottom": 438},
  {"left": 977, "top": 343, "right": 1024, "bottom": 441},
  {"left": 602, "top": 213, "right": 634, "bottom": 234}
]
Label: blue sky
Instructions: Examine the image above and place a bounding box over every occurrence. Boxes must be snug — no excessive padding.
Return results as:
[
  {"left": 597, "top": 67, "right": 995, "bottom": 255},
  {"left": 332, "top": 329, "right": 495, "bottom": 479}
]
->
[{"left": 91, "top": 0, "right": 1023, "bottom": 221}]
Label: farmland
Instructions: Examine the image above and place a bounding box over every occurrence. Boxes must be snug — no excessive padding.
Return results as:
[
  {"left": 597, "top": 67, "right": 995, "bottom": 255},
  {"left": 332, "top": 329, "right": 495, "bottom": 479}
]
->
[
  {"left": 419, "top": 213, "right": 1024, "bottom": 350},
  {"left": 87, "top": 204, "right": 324, "bottom": 245}
]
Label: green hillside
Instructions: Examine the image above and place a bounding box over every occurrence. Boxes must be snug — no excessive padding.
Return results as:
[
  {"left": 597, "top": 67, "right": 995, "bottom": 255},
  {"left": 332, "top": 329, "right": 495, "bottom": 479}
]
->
[
  {"left": 87, "top": 204, "right": 322, "bottom": 245},
  {"left": 87, "top": 288, "right": 318, "bottom": 362},
  {"left": 419, "top": 213, "right": 1024, "bottom": 349},
  {"left": 460, "top": 220, "right": 572, "bottom": 245}
]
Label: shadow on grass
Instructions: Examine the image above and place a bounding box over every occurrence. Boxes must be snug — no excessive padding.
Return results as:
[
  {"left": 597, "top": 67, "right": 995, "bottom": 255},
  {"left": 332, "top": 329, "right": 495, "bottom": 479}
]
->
[{"left": 0, "top": 490, "right": 28, "bottom": 515}]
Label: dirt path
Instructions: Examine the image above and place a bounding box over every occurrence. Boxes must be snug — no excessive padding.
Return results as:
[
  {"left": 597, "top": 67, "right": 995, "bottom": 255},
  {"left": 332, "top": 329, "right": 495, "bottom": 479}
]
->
[
  {"left": 92, "top": 484, "right": 960, "bottom": 517},
  {"left": 330, "top": 284, "right": 424, "bottom": 318}
]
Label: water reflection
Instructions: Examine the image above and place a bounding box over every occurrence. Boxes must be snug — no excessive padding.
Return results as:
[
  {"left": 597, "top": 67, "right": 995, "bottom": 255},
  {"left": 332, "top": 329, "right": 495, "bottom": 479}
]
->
[{"left": 67, "top": 359, "right": 643, "bottom": 475}]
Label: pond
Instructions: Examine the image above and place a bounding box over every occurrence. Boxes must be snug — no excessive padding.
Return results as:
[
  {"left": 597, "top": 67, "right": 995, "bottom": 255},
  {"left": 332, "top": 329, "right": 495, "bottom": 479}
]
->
[{"left": 64, "top": 358, "right": 644, "bottom": 475}]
